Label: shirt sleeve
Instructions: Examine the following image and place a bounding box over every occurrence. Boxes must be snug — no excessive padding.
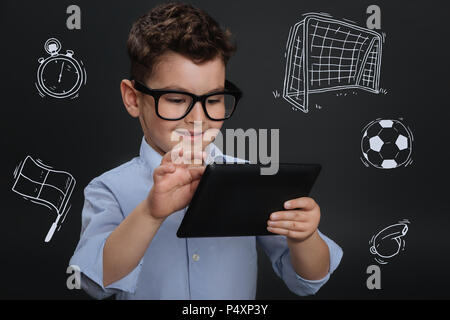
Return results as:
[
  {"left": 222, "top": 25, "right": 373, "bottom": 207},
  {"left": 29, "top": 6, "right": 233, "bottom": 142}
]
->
[
  {"left": 68, "top": 180, "right": 144, "bottom": 299},
  {"left": 256, "top": 229, "right": 343, "bottom": 296}
]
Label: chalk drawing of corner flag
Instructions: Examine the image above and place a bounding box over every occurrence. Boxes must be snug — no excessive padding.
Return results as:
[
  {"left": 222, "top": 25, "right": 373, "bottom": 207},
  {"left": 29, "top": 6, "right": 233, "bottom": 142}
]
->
[{"left": 12, "top": 156, "right": 76, "bottom": 242}]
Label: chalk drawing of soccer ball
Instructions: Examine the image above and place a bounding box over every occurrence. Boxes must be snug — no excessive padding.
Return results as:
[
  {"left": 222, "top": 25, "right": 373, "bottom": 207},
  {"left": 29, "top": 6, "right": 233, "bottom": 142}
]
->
[{"left": 361, "top": 119, "right": 413, "bottom": 169}]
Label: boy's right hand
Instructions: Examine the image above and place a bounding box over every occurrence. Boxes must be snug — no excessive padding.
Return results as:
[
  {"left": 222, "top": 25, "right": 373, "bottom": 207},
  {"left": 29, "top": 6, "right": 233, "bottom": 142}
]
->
[{"left": 146, "top": 146, "right": 206, "bottom": 220}]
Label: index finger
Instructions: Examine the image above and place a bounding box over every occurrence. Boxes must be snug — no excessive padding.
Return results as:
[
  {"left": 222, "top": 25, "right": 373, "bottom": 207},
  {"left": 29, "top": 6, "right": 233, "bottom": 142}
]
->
[
  {"left": 161, "top": 145, "right": 183, "bottom": 165},
  {"left": 188, "top": 165, "right": 206, "bottom": 180},
  {"left": 269, "top": 210, "right": 307, "bottom": 221},
  {"left": 284, "top": 197, "right": 317, "bottom": 210},
  {"left": 161, "top": 146, "right": 206, "bottom": 166}
]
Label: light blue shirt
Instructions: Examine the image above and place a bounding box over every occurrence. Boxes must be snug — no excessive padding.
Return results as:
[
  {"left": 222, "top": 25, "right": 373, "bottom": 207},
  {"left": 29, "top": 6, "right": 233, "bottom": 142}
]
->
[{"left": 69, "top": 136, "right": 343, "bottom": 299}]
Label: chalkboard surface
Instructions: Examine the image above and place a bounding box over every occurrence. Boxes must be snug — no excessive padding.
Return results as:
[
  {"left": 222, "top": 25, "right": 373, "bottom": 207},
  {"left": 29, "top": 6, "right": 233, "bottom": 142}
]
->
[{"left": 1, "top": 0, "right": 450, "bottom": 299}]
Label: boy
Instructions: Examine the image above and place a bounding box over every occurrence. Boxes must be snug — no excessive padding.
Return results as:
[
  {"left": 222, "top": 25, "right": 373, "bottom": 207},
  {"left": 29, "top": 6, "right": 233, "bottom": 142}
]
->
[{"left": 69, "top": 2, "right": 343, "bottom": 299}]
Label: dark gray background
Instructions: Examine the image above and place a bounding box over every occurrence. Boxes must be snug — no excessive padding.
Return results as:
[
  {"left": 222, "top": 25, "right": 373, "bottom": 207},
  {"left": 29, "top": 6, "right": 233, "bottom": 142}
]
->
[{"left": 1, "top": 0, "right": 449, "bottom": 299}]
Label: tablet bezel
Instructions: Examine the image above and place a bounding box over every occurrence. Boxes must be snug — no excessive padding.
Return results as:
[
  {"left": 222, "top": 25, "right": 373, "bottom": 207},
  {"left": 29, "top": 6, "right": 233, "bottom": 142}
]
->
[{"left": 176, "top": 163, "right": 321, "bottom": 238}]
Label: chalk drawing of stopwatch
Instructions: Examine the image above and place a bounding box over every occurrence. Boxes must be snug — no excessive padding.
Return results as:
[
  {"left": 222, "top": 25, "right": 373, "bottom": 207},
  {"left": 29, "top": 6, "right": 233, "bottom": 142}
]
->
[{"left": 35, "top": 38, "right": 87, "bottom": 99}]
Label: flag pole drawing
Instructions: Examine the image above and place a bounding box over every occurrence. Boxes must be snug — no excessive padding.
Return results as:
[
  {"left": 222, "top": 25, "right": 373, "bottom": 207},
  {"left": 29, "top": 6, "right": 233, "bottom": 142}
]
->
[
  {"left": 12, "top": 156, "right": 76, "bottom": 242},
  {"left": 283, "top": 13, "right": 383, "bottom": 113}
]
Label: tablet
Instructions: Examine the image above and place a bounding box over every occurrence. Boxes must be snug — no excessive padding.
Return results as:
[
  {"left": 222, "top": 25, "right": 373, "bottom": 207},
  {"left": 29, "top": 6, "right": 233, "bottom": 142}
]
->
[{"left": 176, "top": 163, "right": 321, "bottom": 238}]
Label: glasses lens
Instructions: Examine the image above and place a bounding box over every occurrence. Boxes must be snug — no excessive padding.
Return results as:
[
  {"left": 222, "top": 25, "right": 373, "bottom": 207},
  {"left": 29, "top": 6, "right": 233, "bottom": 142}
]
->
[
  {"left": 205, "top": 93, "right": 236, "bottom": 120},
  {"left": 158, "top": 93, "right": 193, "bottom": 119}
]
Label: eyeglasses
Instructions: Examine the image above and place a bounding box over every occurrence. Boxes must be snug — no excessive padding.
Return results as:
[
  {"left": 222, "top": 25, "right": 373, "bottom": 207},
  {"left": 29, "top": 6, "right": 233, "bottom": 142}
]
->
[{"left": 131, "top": 78, "right": 243, "bottom": 121}]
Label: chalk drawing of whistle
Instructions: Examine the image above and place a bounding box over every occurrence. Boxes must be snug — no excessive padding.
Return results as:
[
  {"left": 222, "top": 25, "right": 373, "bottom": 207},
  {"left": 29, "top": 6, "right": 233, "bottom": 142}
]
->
[{"left": 369, "top": 223, "right": 409, "bottom": 260}]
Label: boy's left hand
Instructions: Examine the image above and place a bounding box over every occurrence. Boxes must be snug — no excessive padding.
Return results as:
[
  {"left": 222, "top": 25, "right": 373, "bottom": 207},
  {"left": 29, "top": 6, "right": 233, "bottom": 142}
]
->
[{"left": 267, "top": 197, "right": 320, "bottom": 244}]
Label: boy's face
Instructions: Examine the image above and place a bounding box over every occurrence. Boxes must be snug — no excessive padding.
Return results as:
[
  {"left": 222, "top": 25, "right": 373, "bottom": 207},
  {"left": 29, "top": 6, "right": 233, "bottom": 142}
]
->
[{"left": 122, "top": 51, "right": 226, "bottom": 156}]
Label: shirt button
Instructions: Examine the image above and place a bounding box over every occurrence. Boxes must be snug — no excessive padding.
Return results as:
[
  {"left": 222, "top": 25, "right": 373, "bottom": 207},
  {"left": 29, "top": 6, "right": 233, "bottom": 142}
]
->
[{"left": 192, "top": 254, "right": 200, "bottom": 262}]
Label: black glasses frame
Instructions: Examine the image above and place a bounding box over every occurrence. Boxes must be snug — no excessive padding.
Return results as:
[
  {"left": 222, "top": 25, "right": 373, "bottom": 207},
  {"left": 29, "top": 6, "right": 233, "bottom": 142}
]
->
[{"left": 131, "top": 77, "right": 243, "bottom": 121}]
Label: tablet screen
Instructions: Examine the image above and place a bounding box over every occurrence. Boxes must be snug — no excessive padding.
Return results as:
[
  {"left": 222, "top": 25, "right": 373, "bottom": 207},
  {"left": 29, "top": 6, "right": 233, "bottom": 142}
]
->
[{"left": 177, "top": 163, "right": 321, "bottom": 238}]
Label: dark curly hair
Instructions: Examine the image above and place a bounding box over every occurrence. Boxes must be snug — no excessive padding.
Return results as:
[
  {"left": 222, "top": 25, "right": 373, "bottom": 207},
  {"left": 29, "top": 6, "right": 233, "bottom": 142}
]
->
[{"left": 126, "top": 2, "right": 237, "bottom": 82}]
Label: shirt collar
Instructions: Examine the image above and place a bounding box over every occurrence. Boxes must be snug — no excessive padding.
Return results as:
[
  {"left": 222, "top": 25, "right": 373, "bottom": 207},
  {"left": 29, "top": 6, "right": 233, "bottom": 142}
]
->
[
  {"left": 139, "top": 136, "right": 163, "bottom": 172},
  {"left": 139, "top": 136, "right": 226, "bottom": 171}
]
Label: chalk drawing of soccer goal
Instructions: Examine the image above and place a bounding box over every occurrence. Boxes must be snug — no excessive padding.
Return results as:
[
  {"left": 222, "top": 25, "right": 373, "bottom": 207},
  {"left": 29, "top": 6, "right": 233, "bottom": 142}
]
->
[
  {"left": 12, "top": 156, "right": 76, "bottom": 242},
  {"left": 283, "top": 13, "right": 383, "bottom": 113}
]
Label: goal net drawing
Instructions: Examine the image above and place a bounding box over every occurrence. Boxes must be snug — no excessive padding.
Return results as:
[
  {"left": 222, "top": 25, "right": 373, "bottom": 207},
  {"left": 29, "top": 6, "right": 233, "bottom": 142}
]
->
[{"left": 283, "top": 14, "right": 383, "bottom": 113}]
